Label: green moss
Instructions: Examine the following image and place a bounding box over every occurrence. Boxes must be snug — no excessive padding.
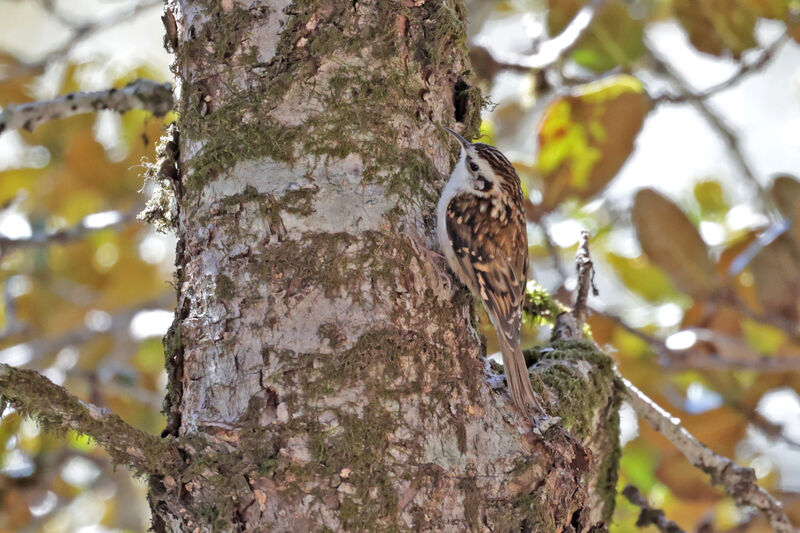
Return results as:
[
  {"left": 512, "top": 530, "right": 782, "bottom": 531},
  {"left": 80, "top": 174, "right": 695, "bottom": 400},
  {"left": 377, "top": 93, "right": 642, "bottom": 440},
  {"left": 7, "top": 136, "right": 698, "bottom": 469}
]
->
[
  {"left": 247, "top": 232, "right": 363, "bottom": 299},
  {"left": 0, "top": 365, "right": 174, "bottom": 478},
  {"left": 459, "top": 475, "right": 481, "bottom": 530},
  {"left": 177, "top": 0, "right": 473, "bottom": 208},
  {"left": 496, "top": 486, "right": 556, "bottom": 532},
  {"left": 215, "top": 274, "right": 235, "bottom": 300},
  {"left": 524, "top": 340, "right": 622, "bottom": 520},
  {"left": 595, "top": 417, "right": 621, "bottom": 514},
  {"left": 523, "top": 280, "right": 567, "bottom": 325},
  {"left": 525, "top": 341, "right": 615, "bottom": 439},
  {"left": 334, "top": 411, "right": 398, "bottom": 530}
]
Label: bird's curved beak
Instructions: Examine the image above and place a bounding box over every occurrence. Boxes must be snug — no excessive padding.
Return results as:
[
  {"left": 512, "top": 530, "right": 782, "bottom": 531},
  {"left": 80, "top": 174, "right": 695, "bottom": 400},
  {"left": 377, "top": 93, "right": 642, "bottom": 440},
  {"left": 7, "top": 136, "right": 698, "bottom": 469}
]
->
[{"left": 443, "top": 126, "right": 471, "bottom": 149}]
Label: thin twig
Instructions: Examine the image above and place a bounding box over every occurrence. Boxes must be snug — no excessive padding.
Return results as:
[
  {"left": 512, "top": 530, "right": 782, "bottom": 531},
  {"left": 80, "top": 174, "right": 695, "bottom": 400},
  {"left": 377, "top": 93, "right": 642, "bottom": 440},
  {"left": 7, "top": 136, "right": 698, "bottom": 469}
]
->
[
  {"left": 473, "top": 0, "right": 605, "bottom": 71},
  {"left": 550, "top": 231, "right": 596, "bottom": 341},
  {"left": 0, "top": 79, "right": 173, "bottom": 134},
  {"left": 2, "top": 0, "right": 162, "bottom": 79},
  {"left": 539, "top": 218, "right": 569, "bottom": 286},
  {"left": 652, "top": 32, "right": 790, "bottom": 104},
  {"left": 572, "top": 230, "right": 597, "bottom": 328},
  {"left": 596, "top": 309, "right": 800, "bottom": 372},
  {"left": 0, "top": 363, "right": 179, "bottom": 477},
  {"left": 0, "top": 294, "right": 174, "bottom": 365},
  {"left": 646, "top": 42, "right": 780, "bottom": 218},
  {"left": 621, "top": 375, "right": 796, "bottom": 533},
  {"left": 0, "top": 208, "right": 140, "bottom": 254},
  {"left": 622, "top": 485, "right": 685, "bottom": 533},
  {"left": 749, "top": 410, "right": 800, "bottom": 451}
]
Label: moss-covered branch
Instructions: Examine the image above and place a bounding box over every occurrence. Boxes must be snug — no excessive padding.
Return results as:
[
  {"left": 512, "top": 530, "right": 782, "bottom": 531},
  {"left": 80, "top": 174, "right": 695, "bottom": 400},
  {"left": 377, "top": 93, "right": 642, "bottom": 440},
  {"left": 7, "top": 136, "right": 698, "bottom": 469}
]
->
[
  {"left": 0, "top": 363, "right": 179, "bottom": 478},
  {"left": 0, "top": 79, "right": 172, "bottom": 134}
]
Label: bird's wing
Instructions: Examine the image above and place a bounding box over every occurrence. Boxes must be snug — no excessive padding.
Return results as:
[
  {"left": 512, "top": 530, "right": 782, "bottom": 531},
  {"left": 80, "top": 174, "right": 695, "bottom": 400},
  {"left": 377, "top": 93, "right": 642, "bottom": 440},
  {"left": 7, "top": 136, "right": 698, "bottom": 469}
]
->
[{"left": 445, "top": 193, "right": 528, "bottom": 343}]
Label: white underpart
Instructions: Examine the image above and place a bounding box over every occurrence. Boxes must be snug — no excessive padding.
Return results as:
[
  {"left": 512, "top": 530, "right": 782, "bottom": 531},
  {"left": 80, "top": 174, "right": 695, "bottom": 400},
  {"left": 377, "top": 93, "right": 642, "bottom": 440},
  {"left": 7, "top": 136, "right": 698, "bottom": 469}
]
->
[{"left": 437, "top": 147, "right": 471, "bottom": 271}]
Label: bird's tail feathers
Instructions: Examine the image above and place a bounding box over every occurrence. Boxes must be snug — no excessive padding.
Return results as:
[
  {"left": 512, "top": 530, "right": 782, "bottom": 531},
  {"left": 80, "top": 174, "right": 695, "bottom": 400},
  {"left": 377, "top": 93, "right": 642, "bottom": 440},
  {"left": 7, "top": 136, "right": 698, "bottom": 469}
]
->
[{"left": 497, "top": 334, "right": 542, "bottom": 414}]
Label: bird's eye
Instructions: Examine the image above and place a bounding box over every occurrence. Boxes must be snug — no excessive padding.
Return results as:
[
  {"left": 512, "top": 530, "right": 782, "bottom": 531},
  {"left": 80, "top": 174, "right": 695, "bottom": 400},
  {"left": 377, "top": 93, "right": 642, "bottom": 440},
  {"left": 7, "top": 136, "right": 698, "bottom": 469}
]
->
[{"left": 469, "top": 162, "right": 479, "bottom": 172}]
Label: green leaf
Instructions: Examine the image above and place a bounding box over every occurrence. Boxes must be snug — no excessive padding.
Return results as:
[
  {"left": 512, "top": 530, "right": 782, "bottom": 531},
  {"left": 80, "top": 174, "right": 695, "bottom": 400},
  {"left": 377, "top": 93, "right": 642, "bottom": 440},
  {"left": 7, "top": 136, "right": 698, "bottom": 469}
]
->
[
  {"left": 546, "top": 0, "right": 645, "bottom": 72},
  {"left": 694, "top": 180, "right": 728, "bottom": 218}
]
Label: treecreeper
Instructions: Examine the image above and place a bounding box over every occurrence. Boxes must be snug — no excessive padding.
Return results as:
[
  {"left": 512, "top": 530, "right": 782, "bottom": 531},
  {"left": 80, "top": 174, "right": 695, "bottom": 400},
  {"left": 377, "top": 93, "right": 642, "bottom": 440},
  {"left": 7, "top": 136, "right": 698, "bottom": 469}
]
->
[{"left": 437, "top": 126, "right": 544, "bottom": 415}]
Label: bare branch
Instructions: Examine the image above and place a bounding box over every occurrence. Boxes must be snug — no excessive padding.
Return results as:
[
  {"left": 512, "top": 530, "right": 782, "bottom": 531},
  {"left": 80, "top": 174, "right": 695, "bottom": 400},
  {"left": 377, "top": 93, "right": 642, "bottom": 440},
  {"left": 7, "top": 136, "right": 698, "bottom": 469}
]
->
[
  {"left": 539, "top": 217, "right": 569, "bottom": 286},
  {"left": 0, "top": 80, "right": 173, "bottom": 134},
  {"left": 621, "top": 375, "right": 796, "bottom": 533},
  {"left": 0, "top": 363, "right": 179, "bottom": 477},
  {"left": 473, "top": 0, "right": 605, "bottom": 71},
  {"left": 596, "top": 309, "right": 800, "bottom": 372},
  {"left": 646, "top": 43, "right": 780, "bottom": 218},
  {"left": 549, "top": 231, "right": 597, "bottom": 341},
  {"left": 0, "top": 208, "right": 139, "bottom": 254},
  {"left": 622, "top": 485, "right": 685, "bottom": 533},
  {"left": 2, "top": 0, "right": 162, "bottom": 79},
  {"left": 653, "top": 32, "right": 790, "bottom": 104},
  {"left": 748, "top": 409, "right": 800, "bottom": 451},
  {"left": 0, "top": 294, "right": 174, "bottom": 363},
  {"left": 572, "top": 230, "right": 597, "bottom": 328}
]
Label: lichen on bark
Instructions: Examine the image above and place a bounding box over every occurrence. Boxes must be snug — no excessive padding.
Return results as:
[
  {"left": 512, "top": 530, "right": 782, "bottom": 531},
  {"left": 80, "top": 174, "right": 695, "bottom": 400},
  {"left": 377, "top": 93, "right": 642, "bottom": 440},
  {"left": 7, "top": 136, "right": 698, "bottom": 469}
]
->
[{"left": 149, "top": 0, "right": 622, "bottom": 531}]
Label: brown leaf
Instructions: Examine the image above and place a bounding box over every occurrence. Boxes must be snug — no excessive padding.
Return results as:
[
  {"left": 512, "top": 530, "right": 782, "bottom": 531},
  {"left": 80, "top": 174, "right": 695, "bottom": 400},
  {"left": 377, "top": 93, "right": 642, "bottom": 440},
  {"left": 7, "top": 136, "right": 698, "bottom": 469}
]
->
[
  {"left": 750, "top": 234, "right": 800, "bottom": 320},
  {"left": 632, "top": 189, "right": 718, "bottom": 297},
  {"left": 673, "top": 0, "right": 758, "bottom": 58},
  {"left": 770, "top": 174, "right": 800, "bottom": 221}
]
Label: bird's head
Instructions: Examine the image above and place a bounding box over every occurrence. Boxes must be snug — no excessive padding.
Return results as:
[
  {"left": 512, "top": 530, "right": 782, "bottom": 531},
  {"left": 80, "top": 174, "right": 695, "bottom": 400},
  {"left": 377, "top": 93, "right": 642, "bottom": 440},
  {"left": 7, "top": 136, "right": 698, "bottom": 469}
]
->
[{"left": 443, "top": 126, "right": 520, "bottom": 196}]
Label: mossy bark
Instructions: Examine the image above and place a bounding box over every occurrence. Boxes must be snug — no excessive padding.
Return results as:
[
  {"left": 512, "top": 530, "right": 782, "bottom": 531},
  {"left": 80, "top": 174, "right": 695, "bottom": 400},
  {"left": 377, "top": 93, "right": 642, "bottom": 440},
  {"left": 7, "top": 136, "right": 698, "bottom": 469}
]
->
[{"left": 150, "top": 1, "right": 621, "bottom": 531}]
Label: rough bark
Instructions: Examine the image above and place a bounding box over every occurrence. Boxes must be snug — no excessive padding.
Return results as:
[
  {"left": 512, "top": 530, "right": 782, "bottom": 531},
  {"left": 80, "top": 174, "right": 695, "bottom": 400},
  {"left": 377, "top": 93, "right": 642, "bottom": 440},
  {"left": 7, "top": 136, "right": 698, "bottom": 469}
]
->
[{"left": 148, "top": 1, "right": 622, "bottom": 531}]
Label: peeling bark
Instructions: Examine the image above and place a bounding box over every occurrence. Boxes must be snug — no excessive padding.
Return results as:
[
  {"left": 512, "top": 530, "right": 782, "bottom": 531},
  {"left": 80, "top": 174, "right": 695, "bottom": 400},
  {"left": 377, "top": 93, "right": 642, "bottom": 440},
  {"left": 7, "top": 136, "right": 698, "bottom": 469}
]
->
[{"left": 148, "top": 1, "right": 622, "bottom": 531}]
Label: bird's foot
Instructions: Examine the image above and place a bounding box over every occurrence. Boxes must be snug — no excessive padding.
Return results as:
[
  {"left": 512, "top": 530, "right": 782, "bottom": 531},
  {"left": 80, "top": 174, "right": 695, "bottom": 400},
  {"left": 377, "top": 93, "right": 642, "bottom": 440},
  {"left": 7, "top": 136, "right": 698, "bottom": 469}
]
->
[{"left": 530, "top": 413, "right": 562, "bottom": 436}]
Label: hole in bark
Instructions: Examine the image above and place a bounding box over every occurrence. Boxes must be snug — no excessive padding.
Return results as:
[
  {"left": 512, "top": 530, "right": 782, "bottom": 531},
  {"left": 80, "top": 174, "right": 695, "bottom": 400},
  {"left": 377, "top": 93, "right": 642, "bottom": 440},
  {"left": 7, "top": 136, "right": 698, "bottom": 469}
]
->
[
  {"left": 453, "top": 79, "right": 470, "bottom": 123},
  {"left": 570, "top": 508, "right": 583, "bottom": 529}
]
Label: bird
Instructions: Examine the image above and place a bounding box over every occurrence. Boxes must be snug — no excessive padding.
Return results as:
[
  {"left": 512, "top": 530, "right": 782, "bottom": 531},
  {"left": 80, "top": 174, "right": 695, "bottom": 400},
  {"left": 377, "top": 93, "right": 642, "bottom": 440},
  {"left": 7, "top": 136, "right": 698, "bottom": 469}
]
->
[{"left": 437, "top": 125, "right": 543, "bottom": 415}]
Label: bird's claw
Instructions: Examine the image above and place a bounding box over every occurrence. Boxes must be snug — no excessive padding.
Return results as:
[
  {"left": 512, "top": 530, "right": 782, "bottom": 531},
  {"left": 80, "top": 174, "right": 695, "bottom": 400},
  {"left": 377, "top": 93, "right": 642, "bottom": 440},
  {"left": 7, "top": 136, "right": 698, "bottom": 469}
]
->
[{"left": 531, "top": 414, "right": 561, "bottom": 436}]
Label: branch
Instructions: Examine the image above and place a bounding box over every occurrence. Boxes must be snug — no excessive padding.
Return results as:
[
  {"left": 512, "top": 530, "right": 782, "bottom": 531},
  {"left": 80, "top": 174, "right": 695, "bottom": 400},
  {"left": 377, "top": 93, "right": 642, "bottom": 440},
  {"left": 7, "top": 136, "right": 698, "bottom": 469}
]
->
[
  {"left": 473, "top": 0, "right": 605, "bottom": 71},
  {"left": 646, "top": 42, "right": 780, "bottom": 218},
  {"left": 551, "top": 231, "right": 597, "bottom": 341},
  {"left": 652, "top": 32, "right": 790, "bottom": 104},
  {"left": 2, "top": 0, "right": 162, "bottom": 79},
  {"left": 537, "top": 236, "right": 793, "bottom": 529},
  {"left": 0, "top": 294, "right": 174, "bottom": 363},
  {"left": 0, "top": 363, "right": 179, "bottom": 477},
  {"left": 0, "top": 80, "right": 173, "bottom": 134},
  {"left": 621, "top": 375, "right": 796, "bottom": 533},
  {"left": 572, "top": 230, "right": 597, "bottom": 328},
  {"left": 597, "top": 310, "right": 800, "bottom": 372},
  {"left": 622, "top": 485, "right": 685, "bottom": 533},
  {"left": 0, "top": 208, "right": 139, "bottom": 254}
]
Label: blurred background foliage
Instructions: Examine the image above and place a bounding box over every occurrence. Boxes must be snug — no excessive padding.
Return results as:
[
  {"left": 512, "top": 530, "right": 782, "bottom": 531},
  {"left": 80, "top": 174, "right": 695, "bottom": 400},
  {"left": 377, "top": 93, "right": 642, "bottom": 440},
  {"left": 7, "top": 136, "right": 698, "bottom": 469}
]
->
[{"left": 0, "top": 0, "right": 798, "bottom": 531}]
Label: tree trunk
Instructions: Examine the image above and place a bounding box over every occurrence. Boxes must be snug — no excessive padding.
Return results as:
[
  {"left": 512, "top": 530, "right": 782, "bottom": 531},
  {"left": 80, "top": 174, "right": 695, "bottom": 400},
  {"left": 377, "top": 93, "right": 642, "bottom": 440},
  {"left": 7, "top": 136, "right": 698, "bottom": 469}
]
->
[{"left": 149, "top": 1, "right": 621, "bottom": 531}]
